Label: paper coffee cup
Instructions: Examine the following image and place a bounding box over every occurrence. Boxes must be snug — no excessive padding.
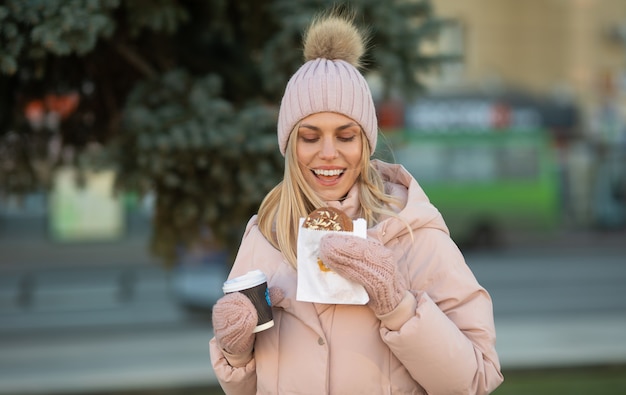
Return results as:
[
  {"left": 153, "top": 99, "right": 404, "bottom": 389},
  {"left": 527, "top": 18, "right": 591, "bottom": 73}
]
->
[{"left": 223, "top": 270, "right": 274, "bottom": 333}]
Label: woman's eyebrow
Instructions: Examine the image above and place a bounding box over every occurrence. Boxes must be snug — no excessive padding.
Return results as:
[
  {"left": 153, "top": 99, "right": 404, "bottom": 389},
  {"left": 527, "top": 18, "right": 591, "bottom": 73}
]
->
[{"left": 299, "top": 122, "right": 359, "bottom": 132}]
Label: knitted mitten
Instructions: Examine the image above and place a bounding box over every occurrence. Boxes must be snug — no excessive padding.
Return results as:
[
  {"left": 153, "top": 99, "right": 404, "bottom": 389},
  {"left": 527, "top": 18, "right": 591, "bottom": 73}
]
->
[
  {"left": 212, "top": 292, "right": 257, "bottom": 355},
  {"left": 268, "top": 287, "right": 285, "bottom": 306},
  {"left": 319, "top": 234, "right": 406, "bottom": 316}
]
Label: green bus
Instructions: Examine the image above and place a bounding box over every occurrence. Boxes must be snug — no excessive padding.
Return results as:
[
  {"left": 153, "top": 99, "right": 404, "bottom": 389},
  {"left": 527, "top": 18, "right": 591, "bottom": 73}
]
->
[{"left": 387, "top": 128, "right": 561, "bottom": 248}]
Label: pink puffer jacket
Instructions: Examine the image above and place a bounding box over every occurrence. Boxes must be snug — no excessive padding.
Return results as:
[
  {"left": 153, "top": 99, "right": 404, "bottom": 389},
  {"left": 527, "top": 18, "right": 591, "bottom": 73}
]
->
[{"left": 210, "top": 161, "right": 504, "bottom": 394}]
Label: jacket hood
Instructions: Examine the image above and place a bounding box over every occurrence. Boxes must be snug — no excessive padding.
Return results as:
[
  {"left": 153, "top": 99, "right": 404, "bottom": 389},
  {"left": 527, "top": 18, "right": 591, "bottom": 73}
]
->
[{"left": 369, "top": 160, "right": 449, "bottom": 245}]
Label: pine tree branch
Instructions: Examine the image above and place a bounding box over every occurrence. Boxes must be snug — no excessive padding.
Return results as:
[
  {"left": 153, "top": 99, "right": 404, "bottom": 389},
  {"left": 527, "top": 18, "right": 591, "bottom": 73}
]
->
[{"left": 111, "top": 41, "right": 158, "bottom": 78}]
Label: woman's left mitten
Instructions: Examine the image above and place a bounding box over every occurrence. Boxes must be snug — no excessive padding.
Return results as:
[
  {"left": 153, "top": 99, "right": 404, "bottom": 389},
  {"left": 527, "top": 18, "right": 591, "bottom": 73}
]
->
[{"left": 319, "top": 234, "right": 406, "bottom": 316}]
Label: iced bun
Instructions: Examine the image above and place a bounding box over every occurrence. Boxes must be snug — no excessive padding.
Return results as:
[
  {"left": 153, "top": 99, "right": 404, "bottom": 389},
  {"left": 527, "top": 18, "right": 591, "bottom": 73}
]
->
[
  {"left": 303, "top": 207, "right": 353, "bottom": 272},
  {"left": 303, "top": 207, "right": 353, "bottom": 232}
]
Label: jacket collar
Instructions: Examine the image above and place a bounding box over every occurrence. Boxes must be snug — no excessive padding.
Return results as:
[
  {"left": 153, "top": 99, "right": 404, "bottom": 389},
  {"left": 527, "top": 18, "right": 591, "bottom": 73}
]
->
[
  {"left": 369, "top": 160, "right": 449, "bottom": 244},
  {"left": 325, "top": 183, "right": 360, "bottom": 219}
]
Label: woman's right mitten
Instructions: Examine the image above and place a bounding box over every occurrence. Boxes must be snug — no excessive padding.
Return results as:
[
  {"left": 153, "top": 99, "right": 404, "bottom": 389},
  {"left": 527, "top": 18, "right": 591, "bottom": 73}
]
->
[{"left": 212, "top": 292, "right": 257, "bottom": 356}]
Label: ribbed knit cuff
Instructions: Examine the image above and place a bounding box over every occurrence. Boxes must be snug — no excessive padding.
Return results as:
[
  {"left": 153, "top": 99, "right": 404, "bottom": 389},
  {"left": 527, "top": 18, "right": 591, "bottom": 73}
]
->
[
  {"left": 222, "top": 349, "right": 254, "bottom": 368},
  {"left": 376, "top": 291, "right": 416, "bottom": 331}
]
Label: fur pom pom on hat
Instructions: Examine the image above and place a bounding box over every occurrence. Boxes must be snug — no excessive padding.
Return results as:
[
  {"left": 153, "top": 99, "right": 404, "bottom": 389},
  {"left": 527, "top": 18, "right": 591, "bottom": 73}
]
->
[{"left": 277, "top": 14, "right": 378, "bottom": 156}]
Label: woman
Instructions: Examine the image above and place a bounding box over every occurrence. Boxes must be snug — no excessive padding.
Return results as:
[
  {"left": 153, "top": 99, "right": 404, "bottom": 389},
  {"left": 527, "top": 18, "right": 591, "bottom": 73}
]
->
[{"left": 210, "top": 11, "right": 504, "bottom": 395}]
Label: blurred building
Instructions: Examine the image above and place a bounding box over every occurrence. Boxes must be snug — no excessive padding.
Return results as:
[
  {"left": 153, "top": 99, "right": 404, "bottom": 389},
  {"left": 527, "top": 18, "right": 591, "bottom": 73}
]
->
[
  {"left": 427, "top": 0, "right": 626, "bottom": 113},
  {"left": 391, "top": 0, "right": 626, "bottom": 234}
]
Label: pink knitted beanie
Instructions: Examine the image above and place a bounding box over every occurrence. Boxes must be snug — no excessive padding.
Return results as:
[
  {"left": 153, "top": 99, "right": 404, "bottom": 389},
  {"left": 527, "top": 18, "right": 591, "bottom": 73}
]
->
[{"left": 277, "top": 14, "right": 378, "bottom": 156}]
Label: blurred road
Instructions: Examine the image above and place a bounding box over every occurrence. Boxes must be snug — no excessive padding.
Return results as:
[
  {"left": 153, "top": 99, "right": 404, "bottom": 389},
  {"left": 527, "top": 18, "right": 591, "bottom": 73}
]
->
[
  {"left": 465, "top": 230, "right": 626, "bottom": 369},
  {"left": 0, "top": 235, "right": 222, "bottom": 394},
  {"left": 0, "top": 229, "right": 625, "bottom": 394}
]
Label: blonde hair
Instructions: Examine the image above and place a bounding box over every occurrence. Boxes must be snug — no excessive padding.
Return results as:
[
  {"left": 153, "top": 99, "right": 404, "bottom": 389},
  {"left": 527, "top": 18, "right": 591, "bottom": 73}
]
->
[{"left": 257, "top": 124, "right": 403, "bottom": 268}]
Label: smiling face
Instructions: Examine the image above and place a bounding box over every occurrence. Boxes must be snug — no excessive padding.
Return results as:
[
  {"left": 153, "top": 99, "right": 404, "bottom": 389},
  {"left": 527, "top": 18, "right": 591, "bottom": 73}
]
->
[{"left": 296, "top": 112, "right": 364, "bottom": 201}]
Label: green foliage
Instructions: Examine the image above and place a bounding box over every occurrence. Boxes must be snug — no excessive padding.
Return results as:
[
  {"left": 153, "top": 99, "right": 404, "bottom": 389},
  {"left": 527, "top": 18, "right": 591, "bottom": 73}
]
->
[
  {"left": 0, "top": 0, "right": 120, "bottom": 74},
  {"left": 117, "top": 69, "right": 282, "bottom": 264},
  {"left": 0, "top": 0, "right": 447, "bottom": 266},
  {"left": 124, "top": 0, "right": 189, "bottom": 36}
]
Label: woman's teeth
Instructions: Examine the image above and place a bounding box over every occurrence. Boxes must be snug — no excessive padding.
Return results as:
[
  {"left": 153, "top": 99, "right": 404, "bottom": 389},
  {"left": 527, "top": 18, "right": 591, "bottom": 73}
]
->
[{"left": 314, "top": 169, "right": 343, "bottom": 177}]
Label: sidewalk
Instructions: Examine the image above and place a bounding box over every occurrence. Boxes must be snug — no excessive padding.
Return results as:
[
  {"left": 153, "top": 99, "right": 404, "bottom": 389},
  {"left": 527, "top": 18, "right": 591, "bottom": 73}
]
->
[
  {"left": 0, "top": 323, "right": 218, "bottom": 395},
  {"left": 496, "top": 314, "right": 626, "bottom": 369}
]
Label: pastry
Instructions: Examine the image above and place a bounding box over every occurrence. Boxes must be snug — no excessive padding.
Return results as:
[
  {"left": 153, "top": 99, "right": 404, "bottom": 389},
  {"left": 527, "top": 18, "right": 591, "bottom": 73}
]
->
[
  {"left": 303, "top": 207, "right": 353, "bottom": 232},
  {"left": 303, "top": 207, "right": 353, "bottom": 272}
]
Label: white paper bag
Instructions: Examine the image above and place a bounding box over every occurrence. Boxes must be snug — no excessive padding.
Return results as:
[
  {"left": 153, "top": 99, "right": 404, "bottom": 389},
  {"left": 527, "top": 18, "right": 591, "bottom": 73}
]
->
[{"left": 296, "top": 218, "right": 369, "bottom": 304}]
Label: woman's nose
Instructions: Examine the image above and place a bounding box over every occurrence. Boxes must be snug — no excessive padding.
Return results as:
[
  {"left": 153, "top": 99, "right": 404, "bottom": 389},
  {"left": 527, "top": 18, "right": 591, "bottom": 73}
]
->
[{"left": 319, "top": 138, "right": 338, "bottom": 159}]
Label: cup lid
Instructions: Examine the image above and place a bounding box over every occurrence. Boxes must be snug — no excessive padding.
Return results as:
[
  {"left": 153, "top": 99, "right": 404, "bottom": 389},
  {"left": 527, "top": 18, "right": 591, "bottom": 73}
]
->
[{"left": 223, "top": 269, "right": 267, "bottom": 293}]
